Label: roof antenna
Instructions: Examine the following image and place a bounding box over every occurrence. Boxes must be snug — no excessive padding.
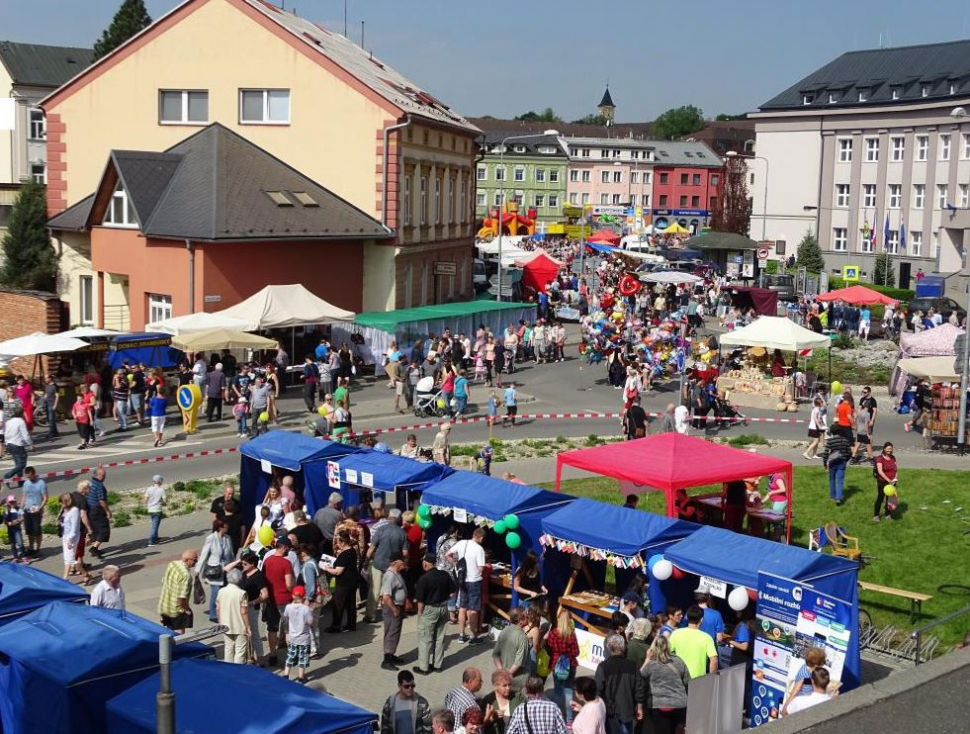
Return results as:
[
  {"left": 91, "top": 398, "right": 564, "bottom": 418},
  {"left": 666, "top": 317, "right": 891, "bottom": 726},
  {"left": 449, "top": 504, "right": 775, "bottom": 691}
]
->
[{"left": 361, "top": 20, "right": 365, "bottom": 48}]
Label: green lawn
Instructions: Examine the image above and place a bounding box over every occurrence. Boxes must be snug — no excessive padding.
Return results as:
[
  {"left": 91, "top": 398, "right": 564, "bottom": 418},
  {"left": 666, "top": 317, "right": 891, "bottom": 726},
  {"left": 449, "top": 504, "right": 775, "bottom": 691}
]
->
[{"left": 546, "top": 466, "right": 970, "bottom": 648}]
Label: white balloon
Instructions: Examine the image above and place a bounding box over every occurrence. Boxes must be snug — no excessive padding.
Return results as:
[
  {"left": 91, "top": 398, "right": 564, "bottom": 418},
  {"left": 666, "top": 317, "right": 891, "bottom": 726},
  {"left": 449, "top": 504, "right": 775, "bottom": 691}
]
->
[
  {"left": 652, "top": 559, "right": 673, "bottom": 581},
  {"left": 728, "top": 586, "right": 749, "bottom": 611}
]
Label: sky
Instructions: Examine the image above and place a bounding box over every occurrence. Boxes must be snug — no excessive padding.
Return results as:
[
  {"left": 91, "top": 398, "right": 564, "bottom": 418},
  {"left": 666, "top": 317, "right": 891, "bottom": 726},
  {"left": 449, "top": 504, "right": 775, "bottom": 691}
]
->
[{"left": 3, "top": 0, "right": 970, "bottom": 121}]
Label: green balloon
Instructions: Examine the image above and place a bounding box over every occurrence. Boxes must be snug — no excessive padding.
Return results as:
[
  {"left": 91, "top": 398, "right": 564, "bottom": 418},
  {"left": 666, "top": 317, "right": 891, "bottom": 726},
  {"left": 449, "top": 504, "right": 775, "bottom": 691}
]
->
[
  {"left": 418, "top": 516, "right": 432, "bottom": 530},
  {"left": 417, "top": 504, "right": 431, "bottom": 519},
  {"left": 505, "top": 531, "right": 522, "bottom": 550},
  {"left": 504, "top": 514, "right": 520, "bottom": 530},
  {"left": 493, "top": 520, "right": 507, "bottom": 535}
]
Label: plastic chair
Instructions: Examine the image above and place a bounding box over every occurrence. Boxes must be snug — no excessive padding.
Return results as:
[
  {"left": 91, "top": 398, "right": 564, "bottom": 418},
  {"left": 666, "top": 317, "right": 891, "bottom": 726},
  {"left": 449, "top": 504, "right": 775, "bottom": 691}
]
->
[{"left": 823, "top": 522, "right": 861, "bottom": 561}]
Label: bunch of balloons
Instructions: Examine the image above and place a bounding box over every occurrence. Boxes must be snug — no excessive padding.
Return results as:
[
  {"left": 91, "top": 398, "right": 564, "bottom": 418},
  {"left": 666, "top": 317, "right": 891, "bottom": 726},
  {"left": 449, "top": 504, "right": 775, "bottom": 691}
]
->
[
  {"left": 416, "top": 504, "right": 433, "bottom": 530},
  {"left": 491, "top": 513, "right": 522, "bottom": 549}
]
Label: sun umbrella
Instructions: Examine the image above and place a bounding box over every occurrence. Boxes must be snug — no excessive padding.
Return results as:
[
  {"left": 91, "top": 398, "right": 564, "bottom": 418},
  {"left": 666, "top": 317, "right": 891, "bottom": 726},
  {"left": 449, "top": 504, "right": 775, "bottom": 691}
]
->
[
  {"left": 55, "top": 327, "right": 119, "bottom": 339},
  {"left": 816, "top": 285, "right": 898, "bottom": 306},
  {"left": 663, "top": 223, "right": 690, "bottom": 234},
  {"left": 172, "top": 328, "right": 279, "bottom": 352},
  {"left": 0, "top": 332, "right": 89, "bottom": 356}
]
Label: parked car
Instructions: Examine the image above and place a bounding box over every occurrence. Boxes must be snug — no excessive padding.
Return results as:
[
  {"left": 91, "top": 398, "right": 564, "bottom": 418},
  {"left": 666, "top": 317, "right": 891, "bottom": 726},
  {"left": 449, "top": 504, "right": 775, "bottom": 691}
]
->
[
  {"left": 760, "top": 273, "right": 796, "bottom": 301},
  {"left": 907, "top": 296, "right": 966, "bottom": 323},
  {"left": 473, "top": 258, "right": 489, "bottom": 293}
]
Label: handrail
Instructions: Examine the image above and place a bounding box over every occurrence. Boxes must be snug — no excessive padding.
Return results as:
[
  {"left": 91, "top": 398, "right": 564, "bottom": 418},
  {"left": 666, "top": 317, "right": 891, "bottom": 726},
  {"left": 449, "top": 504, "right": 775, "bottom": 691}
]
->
[{"left": 909, "top": 604, "right": 970, "bottom": 665}]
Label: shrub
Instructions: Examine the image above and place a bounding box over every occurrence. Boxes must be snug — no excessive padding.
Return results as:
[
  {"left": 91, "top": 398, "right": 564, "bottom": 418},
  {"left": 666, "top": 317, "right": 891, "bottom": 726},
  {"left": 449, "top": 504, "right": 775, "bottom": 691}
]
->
[
  {"left": 106, "top": 491, "right": 122, "bottom": 505},
  {"left": 132, "top": 505, "right": 149, "bottom": 516},
  {"left": 0, "top": 527, "right": 7, "bottom": 544},
  {"left": 727, "top": 434, "right": 769, "bottom": 447},
  {"left": 42, "top": 522, "right": 58, "bottom": 536},
  {"left": 584, "top": 434, "right": 603, "bottom": 447},
  {"left": 172, "top": 481, "right": 187, "bottom": 493},
  {"left": 488, "top": 438, "right": 504, "bottom": 449},
  {"left": 831, "top": 332, "right": 855, "bottom": 350},
  {"left": 46, "top": 497, "right": 61, "bottom": 515},
  {"left": 177, "top": 501, "right": 197, "bottom": 516},
  {"left": 113, "top": 511, "right": 131, "bottom": 528}
]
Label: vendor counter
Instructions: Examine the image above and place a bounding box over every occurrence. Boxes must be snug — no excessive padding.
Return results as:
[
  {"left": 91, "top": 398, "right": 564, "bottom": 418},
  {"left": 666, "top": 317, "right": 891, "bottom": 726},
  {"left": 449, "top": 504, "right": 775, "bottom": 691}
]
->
[{"left": 717, "top": 367, "right": 797, "bottom": 412}]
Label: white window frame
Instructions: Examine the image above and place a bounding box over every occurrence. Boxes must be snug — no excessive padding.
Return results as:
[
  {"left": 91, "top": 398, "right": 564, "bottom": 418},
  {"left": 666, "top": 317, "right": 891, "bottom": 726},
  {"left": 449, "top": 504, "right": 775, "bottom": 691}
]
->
[
  {"left": 476, "top": 166, "right": 487, "bottom": 181},
  {"left": 493, "top": 192, "right": 503, "bottom": 206},
  {"left": 239, "top": 89, "right": 290, "bottom": 125},
  {"left": 581, "top": 148, "right": 590, "bottom": 158},
  {"left": 403, "top": 175, "right": 412, "bottom": 226},
  {"left": 568, "top": 193, "right": 578, "bottom": 205},
  {"left": 581, "top": 193, "right": 590, "bottom": 205},
  {"left": 835, "top": 183, "right": 850, "bottom": 208},
  {"left": 495, "top": 167, "right": 506, "bottom": 182},
  {"left": 599, "top": 193, "right": 609, "bottom": 205},
  {"left": 79, "top": 275, "right": 94, "bottom": 325},
  {"left": 159, "top": 90, "right": 208, "bottom": 124},
  {"left": 864, "top": 137, "right": 879, "bottom": 162},
  {"left": 913, "top": 183, "right": 925, "bottom": 209},
  {"left": 858, "top": 89, "right": 868, "bottom": 102},
  {"left": 939, "top": 133, "right": 951, "bottom": 161},
  {"left": 833, "top": 227, "right": 847, "bottom": 252},
  {"left": 446, "top": 175, "right": 453, "bottom": 223},
  {"left": 916, "top": 135, "right": 929, "bottom": 161},
  {"left": 29, "top": 163, "right": 46, "bottom": 184},
  {"left": 475, "top": 191, "right": 486, "bottom": 207},
  {"left": 613, "top": 170, "right": 622, "bottom": 183},
  {"left": 600, "top": 149, "right": 609, "bottom": 159},
  {"left": 28, "top": 108, "right": 45, "bottom": 140},
  {"left": 534, "top": 194, "right": 545, "bottom": 208},
  {"left": 641, "top": 194, "right": 650, "bottom": 207},
  {"left": 643, "top": 172, "right": 652, "bottom": 185},
  {"left": 581, "top": 170, "right": 590, "bottom": 183},
  {"left": 548, "top": 194, "right": 559, "bottom": 209},
  {"left": 802, "top": 94, "right": 813, "bottom": 105},
  {"left": 863, "top": 184, "right": 877, "bottom": 208},
  {"left": 419, "top": 176, "right": 428, "bottom": 225},
  {"left": 148, "top": 294, "right": 172, "bottom": 324},
  {"left": 613, "top": 194, "right": 622, "bottom": 205},
  {"left": 601, "top": 171, "right": 610, "bottom": 183},
  {"left": 963, "top": 133, "right": 970, "bottom": 160},
  {"left": 710, "top": 174, "right": 719, "bottom": 187},
  {"left": 910, "top": 230, "right": 922, "bottom": 256},
  {"left": 933, "top": 231, "right": 940, "bottom": 258},
  {"left": 569, "top": 170, "right": 578, "bottom": 182},
  {"left": 514, "top": 167, "right": 525, "bottom": 183},
  {"left": 837, "top": 137, "right": 853, "bottom": 162},
  {"left": 536, "top": 169, "right": 546, "bottom": 183},
  {"left": 960, "top": 183, "right": 970, "bottom": 208},
  {"left": 891, "top": 136, "right": 905, "bottom": 162},
  {"left": 886, "top": 229, "right": 900, "bottom": 255},
  {"left": 861, "top": 230, "right": 874, "bottom": 254},
  {"left": 549, "top": 169, "right": 559, "bottom": 183},
  {"left": 103, "top": 182, "right": 137, "bottom": 228},
  {"left": 887, "top": 184, "right": 901, "bottom": 209},
  {"left": 938, "top": 184, "right": 949, "bottom": 209}
]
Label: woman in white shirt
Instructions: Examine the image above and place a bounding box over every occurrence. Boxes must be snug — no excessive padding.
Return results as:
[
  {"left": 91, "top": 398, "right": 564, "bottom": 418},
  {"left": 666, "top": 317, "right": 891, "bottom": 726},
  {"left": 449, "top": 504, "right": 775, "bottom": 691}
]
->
[
  {"left": 58, "top": 493, "right": 82, "bottom": 581},
  {"left": 804, "top": 396, "right": 826, "bottom": 460},
  {"left": 198, "top": 519, "right": 235, "bottom": 622}
]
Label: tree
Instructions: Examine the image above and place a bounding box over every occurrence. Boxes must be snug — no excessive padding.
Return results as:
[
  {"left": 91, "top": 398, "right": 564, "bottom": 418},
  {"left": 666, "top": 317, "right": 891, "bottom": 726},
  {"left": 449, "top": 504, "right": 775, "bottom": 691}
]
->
[
  {"left": 514, "top": 107, "right": 562, "bottom": 123},
  {"left": 873, "top": 253, "right": 896, "bottom": 287},
  {"left": 651, "top": 105, "right": 706, "bottom": 140},
  {"left": 571, "top": 113, "right": 609, "bottom": 126},
  {"left": 709, "top": 157, "right": 752, "bottom": 235},
  {"left": 0, "top": 182, "right": 58, "bottom": 291},
  {"left": 715, "top": 113, "right": 746, "bottom": 121},
  {"left": 93, "top": 0, "right": 152, "bottom": 60},
  {"left": 796, "top": 230, "right": 825, "bottom": 274}
]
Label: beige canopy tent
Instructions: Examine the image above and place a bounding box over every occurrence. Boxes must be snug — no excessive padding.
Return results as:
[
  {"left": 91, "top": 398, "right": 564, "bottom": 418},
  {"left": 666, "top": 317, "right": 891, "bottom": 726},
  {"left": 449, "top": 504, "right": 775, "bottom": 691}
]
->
[
  {"left": 172, "top": 328, "right": 279, "bottom": 352},
  {"left": 719, "top": 316, "right": 831, "bottom": 352},
  {"left": 896, "top": 356, "right": 961, "bottom": 382},
  {"left": 210, "top": 284, "right": 354, "bottom": 330},
  {"left": 146, "top": 312, "right": 252, "bottom": 335}
]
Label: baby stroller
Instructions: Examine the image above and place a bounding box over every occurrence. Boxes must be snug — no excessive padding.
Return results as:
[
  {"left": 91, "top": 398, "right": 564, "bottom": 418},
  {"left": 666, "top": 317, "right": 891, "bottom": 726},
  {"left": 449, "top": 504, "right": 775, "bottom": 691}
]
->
[
  {"left": 413, "top": 376, "right": 448, "bottom": 418},
  {"left": 712, "top": 392, "right": 748, "bottom": 429}
]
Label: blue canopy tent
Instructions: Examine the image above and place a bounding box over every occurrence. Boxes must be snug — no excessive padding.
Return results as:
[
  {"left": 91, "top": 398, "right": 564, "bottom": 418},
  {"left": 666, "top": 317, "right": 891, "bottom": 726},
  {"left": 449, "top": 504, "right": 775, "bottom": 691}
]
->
[
  {"left": 239, "top": 432, "right": 361, "bottom": 526},
  {"left": 0, "top": 564, "right": 87, "bottom": 628},
  {"left": 333, "top": 451, "right": 454, "bottom": 514},
  {"left": 663, "top": 526, "right": 862, "bottom": 690},
  {"left": 106, "top": 658, "right": 376, "bottom": 734},
  {"left": 539, "top": 499, "right": 699, "bottom": 615},
  {"left": 585, "top": 241, "right": 617, "bottom": 254},
  {"left": 421, "top": 473, "right": 575, "bottom": 606},
  {"left": 0, "top": 602, "right": 210, "bottom": 733},
  {"left": 106, "top": 332, "right": 184, "bottom": 369}
]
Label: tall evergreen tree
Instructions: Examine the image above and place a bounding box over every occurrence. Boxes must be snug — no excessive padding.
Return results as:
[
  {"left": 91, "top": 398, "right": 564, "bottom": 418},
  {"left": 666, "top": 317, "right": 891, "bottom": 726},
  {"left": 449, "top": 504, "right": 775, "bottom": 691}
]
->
[
  {"left": 873, "top": 253, "right": 896, "bottom": 287},
  {"left": 796, "top": 230, "right": 825, "bottom": 274},
  {"left": 0, "top": 182, "right": 58, "bottom": 291},
  {"left": 93, "top": 0, "right": 152, "bottom": 60}
]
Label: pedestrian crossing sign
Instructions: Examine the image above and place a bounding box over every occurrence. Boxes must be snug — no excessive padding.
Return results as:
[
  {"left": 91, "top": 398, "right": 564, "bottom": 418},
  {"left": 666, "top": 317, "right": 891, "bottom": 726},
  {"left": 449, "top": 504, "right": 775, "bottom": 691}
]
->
[{"left": 842, "top": 265, "right": 860, "bottom": 282}]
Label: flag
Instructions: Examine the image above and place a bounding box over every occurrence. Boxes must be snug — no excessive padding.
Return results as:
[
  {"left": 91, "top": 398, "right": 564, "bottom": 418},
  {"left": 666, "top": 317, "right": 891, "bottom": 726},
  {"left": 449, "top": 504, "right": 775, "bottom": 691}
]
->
[
  {"left": 900, "top": 221, "right": 906, "bottom": 255},
  {"left": 884, "top": 213, "right": 890, "bottom": 252},
  {"left": 946, "top": 201, "right": 958, "bottom": 213},
  {"left": 869, "top": 212, "right": 877, "bottom": 250}
]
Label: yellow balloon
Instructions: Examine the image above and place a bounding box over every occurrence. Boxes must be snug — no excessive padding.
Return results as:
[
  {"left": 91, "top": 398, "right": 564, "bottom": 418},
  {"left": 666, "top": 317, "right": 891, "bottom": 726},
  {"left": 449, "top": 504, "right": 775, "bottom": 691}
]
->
[
  {"left": 257, "top": 525, "right": 274, "bottom": 546},
  {"left": 883, "top": 486, "right": 896, "bottom": 496},
  {"left": 259, "top": 411, "right": 270, "bottom": 422},
  {"left": 318, "top": 405, "right": 329, "bottom": 417},
  {"left": 831, "top": 381, "right": 843, "bottom": 395}
]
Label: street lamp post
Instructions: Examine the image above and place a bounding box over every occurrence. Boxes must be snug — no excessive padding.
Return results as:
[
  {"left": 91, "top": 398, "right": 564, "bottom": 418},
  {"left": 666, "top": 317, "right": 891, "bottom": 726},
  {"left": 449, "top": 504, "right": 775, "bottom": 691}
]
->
[
  {"left": 726, "top": 151, "right": 770, "bottom": 241},
  {"left": 496, "top": 130, "right": 559, "bottom": 301}
]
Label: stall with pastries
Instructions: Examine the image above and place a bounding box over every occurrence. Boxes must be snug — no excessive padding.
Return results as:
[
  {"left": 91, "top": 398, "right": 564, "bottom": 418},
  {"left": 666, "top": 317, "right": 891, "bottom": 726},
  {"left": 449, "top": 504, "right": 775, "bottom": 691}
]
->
[
  {"left": 538, "top": 498, "right": 699, "bottom": 633},
  {"left": 420, "top": 473, "right": 575, "bottom": 618}
]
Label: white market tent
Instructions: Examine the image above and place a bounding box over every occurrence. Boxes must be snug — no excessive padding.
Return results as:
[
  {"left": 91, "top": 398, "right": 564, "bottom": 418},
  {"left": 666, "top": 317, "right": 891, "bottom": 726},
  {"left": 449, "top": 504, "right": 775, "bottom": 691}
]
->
[
  {"left": 209, "top": 284, "right": 354, "bottom": 330},
  {"left": 896, "top": 356, "right": 961, "bottom": 382},
  {"left": 640, "top": 271, "right": 704, "bottom": 285},
  {"left": 56, "top": 327, "right": 119, "bottom": 339},
  {"left": 719, "top": 316, "right": 831, "bottom": 352},
  {"left": 0, "top": 332, "right": 89, "bottom": 356},
  {"left": 146, "top": 312, "right": 252, "bottom": 335},
  {"left": 476, "top": 236, "right": 528, "bottom": 255}
]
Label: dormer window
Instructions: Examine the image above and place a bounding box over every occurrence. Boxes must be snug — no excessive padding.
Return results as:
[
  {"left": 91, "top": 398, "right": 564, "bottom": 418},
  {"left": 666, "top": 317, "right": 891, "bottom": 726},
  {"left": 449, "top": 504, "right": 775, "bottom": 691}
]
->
[
  {"left": 921, "top": 86, "right": 929, "bottom": 97},
  {"left": 828, "top": 93, "right": 838, "bottom": 104},
  {"left": 514, "top": 145, "right": 526, "bottom": 153},
  {"left": 802, "top": 93, "right": 814, "bottom": 105},
  {"left": 950, "top": 83, "right": 957, "bottom": 95},
  {"left": 103, "top": 182, "right": 137, "bottom": 228},
  {"left": 891, "top": 87, "right": 901, "bottom": 100},
  {"left": 537, "top": 145, "right": 556, "bottom": 154},
  {"left": 858, "top": 89, "right": 868, "bottom": 102}
]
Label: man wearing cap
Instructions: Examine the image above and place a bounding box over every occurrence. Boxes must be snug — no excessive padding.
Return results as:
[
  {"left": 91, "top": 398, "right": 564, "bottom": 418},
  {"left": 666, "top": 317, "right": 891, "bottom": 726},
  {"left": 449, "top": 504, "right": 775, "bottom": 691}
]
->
[
  {"left": 414, "top": 552, "right": 455, "bottom": 674},
  {"left": 367, "top": 508, "right": 408, "bottom": 624},
  {"left": 313, "top": 491, "right": 344, "bottom": 556},
  {"left": 262, "top": 535, "right": 296, "bottom": 666},
  {"left": 381, "top": 552, "right": 409, "bottom": 670}
]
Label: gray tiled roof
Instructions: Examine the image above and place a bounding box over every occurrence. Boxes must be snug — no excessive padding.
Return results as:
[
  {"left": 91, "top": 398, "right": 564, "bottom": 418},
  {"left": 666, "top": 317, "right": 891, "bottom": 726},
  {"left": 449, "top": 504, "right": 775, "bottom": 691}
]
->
[
  {"left": 240, "top": 0, "right": 476, "bottom": 133},
  {"left": 49, "top": 124, "right": 391, "bottom": 241},
  {"left": 480, "top": 133, "right": 569, "bottom": 158},
  {"left": 0, "top": 40, "right": 93, "bottom": 87},
  {"left": 760, "top": 39, "right": 970, "bottom": 110},
  {"left": 650, "top": 140, "right": 722, "bottom": 167}
]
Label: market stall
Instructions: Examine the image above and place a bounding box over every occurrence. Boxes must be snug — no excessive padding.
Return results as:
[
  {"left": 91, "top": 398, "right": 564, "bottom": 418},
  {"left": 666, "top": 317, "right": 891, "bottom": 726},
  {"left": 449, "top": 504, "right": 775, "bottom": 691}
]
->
[
  {"left": 145, "top": 311, "right": 252, "bottom": 335},
  {"left": 660, "top": 526, "right": 862, "bottom": 691},
  {"left": 421, "top": 474, "right": 574, "bottom": 614},
  {"left": 555, "top": 433, "right": 793, "bottom": 542},
  {"left": 330, "top": 301, "right": 537, "bottom": 375},
  {"left": 892, "top": 323, "right": 965, "bottom": 398},
  {"left": 239, "top": 432, "right": 361, "bottom": 525},
  {"left": 103, "top": 332, "right": 183, "bottom": 369},
  {"left": 816, "top": 284, "right": 898, "bottom": 306},
  {"left": 0, "top": 564, "right": 87, "bottom": 629},
  {"left": 517, "top": 251, "right": 562, "bottom": 297},
  {"left": 106, "top": 658, "right": 376, "bottom": 734},
  {"left": 0, "top": 602, "right": 210, "bottom": 734},
  {"left": 538, "top": 498, "right": 699, "bottom": 631},
  {"left": 726, "top": 286, "right": 778, "bottom": 317},
  {"left": 171, "top": 327, "right": 279, "bottom": 352},
  {"left": 718, "top": 316, "right": 831, "bottom": 411},
  {"left": 330, "top": 450, "right": 454, "bottom": 514}
]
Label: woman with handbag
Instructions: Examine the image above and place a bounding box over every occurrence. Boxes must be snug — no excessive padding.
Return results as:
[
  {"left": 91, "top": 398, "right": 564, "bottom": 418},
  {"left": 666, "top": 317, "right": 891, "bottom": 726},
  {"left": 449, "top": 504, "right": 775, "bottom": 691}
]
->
[
  {"left": 640, "top": 634, "right": 691, "bottom": 734},
  {"left": 198, "top": 519, "right": 234, "bottom": 622}
]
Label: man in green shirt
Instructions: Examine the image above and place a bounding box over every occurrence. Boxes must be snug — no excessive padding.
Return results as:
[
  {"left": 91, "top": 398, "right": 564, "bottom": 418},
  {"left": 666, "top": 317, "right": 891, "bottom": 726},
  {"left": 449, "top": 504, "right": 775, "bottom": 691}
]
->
[
  {"left": 158, "top": 549, "right": 198, "bottom": 633},
  {"left": 492, "top": 606, "right": 531, "bottom": 692},
  {"left": 668, "top": 605, "right": 718, "bottom": 679}
]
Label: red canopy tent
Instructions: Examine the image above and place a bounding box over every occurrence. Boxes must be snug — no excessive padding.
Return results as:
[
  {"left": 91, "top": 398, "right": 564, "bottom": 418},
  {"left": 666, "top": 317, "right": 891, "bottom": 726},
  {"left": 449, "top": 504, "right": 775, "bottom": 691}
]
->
[
  {"left": 519, "top": 251, "right": 562, "bottom": 295},
  {"left": 555, "top": 433, "right": 793, "bottom": 541},
  {"left": 816, "top": 284, "right": 898, "bottom": 306},
  {"left": 587, "top": 230, "right": 621, "bottom": 245}
]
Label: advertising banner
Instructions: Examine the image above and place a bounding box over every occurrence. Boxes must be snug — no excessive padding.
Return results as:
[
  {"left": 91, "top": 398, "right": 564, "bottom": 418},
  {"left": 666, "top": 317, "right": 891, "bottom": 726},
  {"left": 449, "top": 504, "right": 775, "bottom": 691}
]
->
[
  {"left": 750, "top": 573, "right": 852, "bottom": 727},
  {"left": 574, "top": 628, "right": 606, "bottom": 671}
]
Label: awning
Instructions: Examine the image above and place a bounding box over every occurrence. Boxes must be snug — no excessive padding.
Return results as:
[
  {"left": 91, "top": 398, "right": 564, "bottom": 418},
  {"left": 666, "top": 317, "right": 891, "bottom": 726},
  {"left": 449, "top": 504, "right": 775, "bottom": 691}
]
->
[
  {"left": 212, "top": 284, "right": 355, "bottom": 330},
  {"left": 719, "top": 316, "right": 831, "bottom": 352},
  {"left": 146, "top": 311, "right": 253, "bottom": 335},
  {"left": 640, "top": 271, "right": 704, "bottom": 285},
  {"left": 172, "top": 328, "right": 279, "bottom": 352},
  {"left": 896, "top": 355, "right": 961, "bottom": 382},
  {"left": 816, "top": 285, "right": 898, "bottom": 306}
]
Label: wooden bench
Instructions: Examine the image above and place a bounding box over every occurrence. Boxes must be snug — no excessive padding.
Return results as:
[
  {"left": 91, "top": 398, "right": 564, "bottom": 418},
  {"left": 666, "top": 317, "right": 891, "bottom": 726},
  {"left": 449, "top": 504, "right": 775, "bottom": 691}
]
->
[{"left": 859, "top": 581, "right": 932, "bottom": 624}]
